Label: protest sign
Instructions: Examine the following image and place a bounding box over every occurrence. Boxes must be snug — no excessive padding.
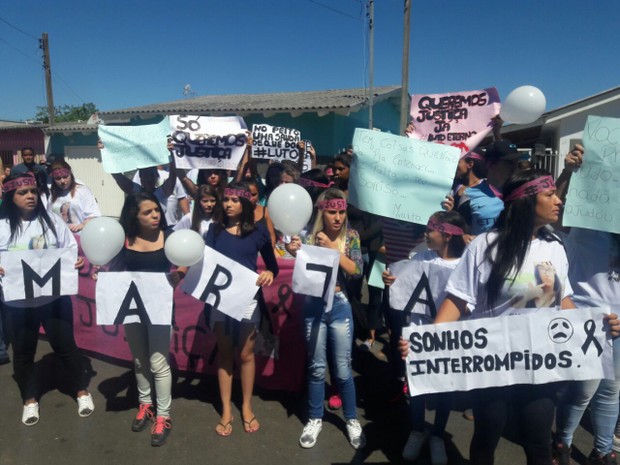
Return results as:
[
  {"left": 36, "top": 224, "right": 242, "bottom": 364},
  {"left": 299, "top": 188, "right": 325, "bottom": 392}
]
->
[
  {"left": 0, "top": 248, "right": 78, "bottom": 302},
  {"left": 409, "top": 88, "right": 501, "bottom": 154},
  {"left": 292, "top": 244, "right": 339, "bottom": 311},
  {"left": 252, "top": 124, "right": 302, "bottom": 163},
  {"left": 563, "top": 116, "right": 620, "bottom": 234},
  {"left": 402, "top": 307, "right": 614, "bottom": 395},
  {"left": 367, "top": 255, "right": 386, "bottom": 289},
  {"left": 389, "top": 257, "right": 456, "bottom": 318},
  {"left": 169, "top": 115, "right": 248, "bottom": 170},
  {"left": 349, "top": 128, "right": 460, "bottom": 225},
  {"left": 96, "top": 272, "right": 173, "bottom": 325},
  {"left": 99, "top": 118, "right": 171, "bottom": 173},
  {"left": 182, "top": 246, "right": 259, "bottom": 321},
  {"left": 301, "top": 140, "right": 313, "bottom": 172}
]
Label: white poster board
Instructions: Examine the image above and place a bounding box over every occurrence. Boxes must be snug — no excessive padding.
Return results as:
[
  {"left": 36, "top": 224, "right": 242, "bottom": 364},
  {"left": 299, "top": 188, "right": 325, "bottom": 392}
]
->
[
  {"left": 251, "top": 124, "right": 302, "bottom": 163},
  {"left": 292, "top": 244, "right": 339, "bottom": 311}
]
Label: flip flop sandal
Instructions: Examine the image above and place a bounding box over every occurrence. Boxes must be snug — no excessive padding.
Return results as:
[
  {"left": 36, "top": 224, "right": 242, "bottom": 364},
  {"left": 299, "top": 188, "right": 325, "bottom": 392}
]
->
[
  {"left": 216, "top": 417, "right": 233, "bottom": 436},
  {"left": 243, "top": 416, "right": 260, "bottom": 433}
]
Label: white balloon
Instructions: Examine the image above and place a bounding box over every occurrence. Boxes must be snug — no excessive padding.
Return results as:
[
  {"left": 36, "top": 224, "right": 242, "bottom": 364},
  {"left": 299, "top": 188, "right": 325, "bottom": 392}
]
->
[
  {"left": 267, "top": 184, "right": 314, "bottom": 236},
  {"left": 164, "top": 229, "right": 205, "bottom": 266},
  {"left": 80, "top": 217, "right": 125, "bottom": 266},
  {"left": 500, "top": 85, "right": 546, "bottom": 124}
]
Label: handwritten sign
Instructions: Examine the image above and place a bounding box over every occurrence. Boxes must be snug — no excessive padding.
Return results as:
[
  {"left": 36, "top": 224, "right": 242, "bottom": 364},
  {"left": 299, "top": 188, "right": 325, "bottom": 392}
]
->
[
  {"left": 252, "top": 124, "right": 302, "bottom": 162},
  {"left": 409, "top": 88, "right": 501, "bottom": 154},
  {"left": 181, "top": 246, "right": 259, "bottom": 321},
  {"left": 563, "top": 116, "right": 620, "bottom": 234},
  {"left": 292, "top": 244, "right": 339, "bottom": 311},
  {"left": 169, "top": 115, "right": 248, "bottom": 170},
  {"left": 96, "top": 272, "right": 173, "bottom": 325},
  {"left": 349, "top": 128, "right": 460, "bottom": 225},
  {"left": 0, "top": 248, "right": 78, "bottom": 302},
  {"left": 403, "top": 307, "right": 614, "bottom": 395},
  {"left": 99, "top": 118, "right": 171, "bottom": 173}
]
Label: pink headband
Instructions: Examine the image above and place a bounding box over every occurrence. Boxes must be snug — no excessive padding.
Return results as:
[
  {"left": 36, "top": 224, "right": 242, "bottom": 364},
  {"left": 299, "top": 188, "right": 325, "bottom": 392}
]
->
[
  {"left": 317, "top": 198, "right": 347, "bottom": 211},
  {"left": 461, "top": 151, "right": 484, "bottom": 161},
  {"left": 504, "top": 175, "right": 556, "bottom": 202},
  {"left": 427, "top": 220, "right": 464, "bottom": 236},
  {"left": 224, "top": 187, "right": 252, "bottom": 200},
  {"left": 2, "top": 176, "right": 37, "bottom": 194},
  {"left": 51, "top": 168, "right": 71, "bottom": 178},
  {"left": 298, "top": 177, "right": 334, "bottom": 189}
]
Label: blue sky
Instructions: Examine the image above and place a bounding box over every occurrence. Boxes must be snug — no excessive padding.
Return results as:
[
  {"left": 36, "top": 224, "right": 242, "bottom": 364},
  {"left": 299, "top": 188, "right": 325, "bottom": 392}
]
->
[{"left": 1, "top": 0, "right": 619, "bottom": 122}]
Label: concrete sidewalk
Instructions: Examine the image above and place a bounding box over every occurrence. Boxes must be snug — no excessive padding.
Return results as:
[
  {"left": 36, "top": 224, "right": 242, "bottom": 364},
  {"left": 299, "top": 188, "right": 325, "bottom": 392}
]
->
[{"left": 0, "top": 338, "right": 599, "bottom": 465}]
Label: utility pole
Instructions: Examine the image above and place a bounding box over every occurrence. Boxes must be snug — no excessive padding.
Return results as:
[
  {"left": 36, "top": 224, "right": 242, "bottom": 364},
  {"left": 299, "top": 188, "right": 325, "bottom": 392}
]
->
[
  {"left": 400, "top": 0, "right": 411, "bottom": 134},
  {"left": 40, "top": 32, "right": 55, "bottom": 125},
  {"left": 368, "top": 0, "right": 374, "bottom": 129}
]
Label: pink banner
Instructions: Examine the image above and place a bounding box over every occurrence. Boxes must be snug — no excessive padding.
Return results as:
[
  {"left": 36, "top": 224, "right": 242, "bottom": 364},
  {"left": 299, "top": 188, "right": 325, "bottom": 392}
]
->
[
  {"left": 409, "top": 87, "right": 501, "bottom": 154},
  {"left": 69, "top": 238, "right": 306, "bottom": 392}
]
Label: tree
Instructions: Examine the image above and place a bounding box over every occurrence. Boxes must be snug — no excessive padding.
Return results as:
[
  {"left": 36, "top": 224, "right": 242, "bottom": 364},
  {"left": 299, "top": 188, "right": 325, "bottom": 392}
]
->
[{"left": 34, "top": 102, "right": 99, "bottom": 124}]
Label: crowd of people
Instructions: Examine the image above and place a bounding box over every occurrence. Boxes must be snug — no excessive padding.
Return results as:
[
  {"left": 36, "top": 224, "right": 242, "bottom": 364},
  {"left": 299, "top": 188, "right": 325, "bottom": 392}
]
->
[{"left": 0, "top": 122, "right": 619, "bottom": 465}]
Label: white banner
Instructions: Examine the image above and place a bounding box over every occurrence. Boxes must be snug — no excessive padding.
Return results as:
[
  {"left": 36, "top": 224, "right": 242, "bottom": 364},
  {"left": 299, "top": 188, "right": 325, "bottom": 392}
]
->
[
  {"left": 292, "top": 244, "right": 339, "bottom": 312},
  {"left": 389, "top": 258, "right": 455, "bottom": 319},
  {"left": 169, "top": 115, "right": 248, "bottom": 170},
  {"left": 0, "top": 248, "right": 78, "bottom": 302},
  {"left": 402, "top": 307, "right": 614, "bottom": 395},
  {"left": 96, "top": 272, "right": 174, "bottom": 325},
  {"left": 181, "top": 246, "right": 259, "bottom": 321},
  {"left": 251, "top": 124, "right": 302, "bottom": 162}
]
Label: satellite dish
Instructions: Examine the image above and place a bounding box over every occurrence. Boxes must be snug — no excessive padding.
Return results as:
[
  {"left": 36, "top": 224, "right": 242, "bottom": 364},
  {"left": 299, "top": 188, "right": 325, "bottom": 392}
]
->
[{"left": 183, "top": 84, "right": 191, "bottom": 96}]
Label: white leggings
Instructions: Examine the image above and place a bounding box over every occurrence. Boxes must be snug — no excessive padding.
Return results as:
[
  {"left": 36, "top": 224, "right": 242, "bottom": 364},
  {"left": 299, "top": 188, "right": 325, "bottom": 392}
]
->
[{"left": 124, "top": 323, "right": 172, "bottom": 418}]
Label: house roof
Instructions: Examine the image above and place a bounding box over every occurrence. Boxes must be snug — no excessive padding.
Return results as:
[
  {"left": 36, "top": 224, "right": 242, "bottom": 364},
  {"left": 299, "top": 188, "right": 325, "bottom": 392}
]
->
[
  {"left": 0, "top": 120, "right": 46, "bottom": 131},
  {"left": 42, "top": 121, "right": 99, "bottom": 134},
  {"left": 99, "top": 86, "right": 402, "bottom": 119}
]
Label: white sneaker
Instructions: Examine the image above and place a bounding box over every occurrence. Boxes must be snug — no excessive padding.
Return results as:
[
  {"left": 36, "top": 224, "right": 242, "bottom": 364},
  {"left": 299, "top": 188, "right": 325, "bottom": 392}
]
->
[
  {"left": 346, "top": 419, "right": 366, "bottom": 450},
  {"left": 402, "top": 430, "right": 428, "bottom": 461},
  {"left": 299, "top": 419, "right": 322, "bottom": 449},
  {"left": 77, "top": 393, "right": 95, "bottom": 417},
  {"left": 429, "top": 435, "right": 448, "bottom": 465},
  {"left": 613, "top": 434, "right": 620, "bottom": 453},
  {"left": 22, "top": 402, "right": 40, "bottom": 426}
]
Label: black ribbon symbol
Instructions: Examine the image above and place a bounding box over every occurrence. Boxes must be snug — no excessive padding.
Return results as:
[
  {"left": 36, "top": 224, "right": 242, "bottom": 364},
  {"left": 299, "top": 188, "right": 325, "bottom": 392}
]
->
[
  {"left": 272, "top": 284, "right": 293, "bottom": 321},
  {"left": 581, "top": 319, "right": 603, "bottom": 357}
]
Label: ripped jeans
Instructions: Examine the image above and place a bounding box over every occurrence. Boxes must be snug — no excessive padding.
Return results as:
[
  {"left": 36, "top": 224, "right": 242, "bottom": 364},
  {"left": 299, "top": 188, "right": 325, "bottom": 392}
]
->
[{"left": 304, "top": 292, "right": 357, "bottom": 420}]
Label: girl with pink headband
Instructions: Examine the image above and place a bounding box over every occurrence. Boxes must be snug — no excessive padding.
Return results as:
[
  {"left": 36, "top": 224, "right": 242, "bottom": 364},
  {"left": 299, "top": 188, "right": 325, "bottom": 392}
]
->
[
  {"left": 285, "top": 188, "right": 366, "bottom": 450},
  {"left": 384, "top": 210, "right": 469, "bottom": 463},
  {"left": 400, "top": 169, "right": 620, "bottom": 464},
  {"left": 0, "top": 172, "right": 93, "bottom": 426},
  {"left": 49, "top": 160, "right": 101, "bottom": 233}
]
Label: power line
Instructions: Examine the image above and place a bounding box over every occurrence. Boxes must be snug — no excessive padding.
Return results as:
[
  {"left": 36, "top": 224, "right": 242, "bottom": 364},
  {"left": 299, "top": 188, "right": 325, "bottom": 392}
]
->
[
  {"left": 0, "top": 37, "right": 40, "bottom": 65},
  {"left": 0, "top": 16, "right": 39, "bottom": 41},
  {"left": 307, "top": 0, "right": 362, "bottom": 21}
]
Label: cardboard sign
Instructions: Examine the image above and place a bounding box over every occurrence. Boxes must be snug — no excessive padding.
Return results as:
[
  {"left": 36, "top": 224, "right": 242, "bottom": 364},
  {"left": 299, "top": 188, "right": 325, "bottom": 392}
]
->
[
  {"left": 169, "top": 115, "right": 248, "bottom": 170},
  {"left": 96, "top": 272, "right": 173, "bottom": 325},
  {"left": 292, "top": 244, "right": 339, "bottom": 311},
  {"left": 0, "top": 248, "right": 78, "bottom": 302},
  {"left": 564, "top": 116, "right": 620, "bottom": 234},
  {"left": 99, "top": 118, "right": 171, "bottom": 173},
  {"left": 349, "top": 128, "right": 460, "bottom": 225},
  {"left": 409, "top": 88, "right": 501, "bottom": 154},
  {"left": 402, "top": 307, "right": 614, "bottom": 395},
  {"left": 181, "top": 246, "right": 259, "bottom": 321},
  {"left": 251, "top": 124, "right": 302, "bottom": 163}
]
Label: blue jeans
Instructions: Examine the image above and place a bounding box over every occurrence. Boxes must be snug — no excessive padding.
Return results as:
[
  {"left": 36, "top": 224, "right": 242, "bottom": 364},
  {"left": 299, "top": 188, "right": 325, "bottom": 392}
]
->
[
  {"left": 304, "top": 292, "right": 357, "bottom": 420},
  {"left": 556, "top": 337, "right": 620, "bottom": 455}
]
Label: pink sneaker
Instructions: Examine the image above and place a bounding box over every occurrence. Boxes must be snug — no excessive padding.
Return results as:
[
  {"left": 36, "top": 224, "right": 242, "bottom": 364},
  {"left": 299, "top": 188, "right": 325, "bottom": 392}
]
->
[{"left": 327, "top": 395, "right": 342, "bottom": 410}]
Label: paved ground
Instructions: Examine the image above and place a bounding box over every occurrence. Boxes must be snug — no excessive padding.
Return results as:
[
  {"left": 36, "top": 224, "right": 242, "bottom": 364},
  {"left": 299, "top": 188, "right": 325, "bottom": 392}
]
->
[{"left": 0, "top": 335, "right": 599, "bottom": 465}]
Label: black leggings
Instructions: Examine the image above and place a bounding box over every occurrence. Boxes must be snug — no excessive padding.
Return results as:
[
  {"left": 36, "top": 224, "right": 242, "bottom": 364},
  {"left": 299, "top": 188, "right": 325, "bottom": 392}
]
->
[
  {"left": 6, "top": 296, "right": 87, "bottom": 402},
  {"left": 470, "top": 383, "right": 559, "bottom": 465}
]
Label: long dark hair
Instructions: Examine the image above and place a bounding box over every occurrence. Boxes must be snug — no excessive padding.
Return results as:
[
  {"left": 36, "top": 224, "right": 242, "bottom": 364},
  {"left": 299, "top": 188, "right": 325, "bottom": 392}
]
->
[
  {"left": 429, "top": 210, "right": 469, "bottom": 258},
  {"left": 119, "top": 191, "right": 167, "bottom": 239},
  {"left": 485, "top": 168, "right": 559, "bottom": 308},
  {"left": 213, "top": 181, "right": 255, "bottom": 237},
  {"left": 0, "top": 173, "right": 57, "bottom": 244},
  {"left": 191, "top": 184, "right": 219, "bottom": 233},
  {"left": 50, "top": 160, "right": 78, "bottom": 202}
]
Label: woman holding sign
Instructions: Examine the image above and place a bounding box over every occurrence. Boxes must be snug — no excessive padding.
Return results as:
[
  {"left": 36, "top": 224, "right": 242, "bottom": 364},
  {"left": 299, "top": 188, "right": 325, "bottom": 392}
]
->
[
  {"left": 111, "top": 191, "right": 186, "bottom": 447},
  {"left": 403, "top": 169, "right": 620, "bottom": 465},
  {"left": 285, "top": 188, "right": 366, "bottom": 450},
  {"left": 384, "top": 210, "right": 468, "bottom": 464},
  {"left": 204, "top": 181, "right": 278, "bottom": 436},
  {"left": 0, "top": 173, "right": 93, "bottom": 426}
]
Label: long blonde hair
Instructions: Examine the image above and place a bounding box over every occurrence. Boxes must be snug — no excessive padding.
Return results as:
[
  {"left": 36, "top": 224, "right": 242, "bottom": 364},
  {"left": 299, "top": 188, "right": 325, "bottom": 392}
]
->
[{"left": 308, "top": 188, "right": 348, "bottom": 254}]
